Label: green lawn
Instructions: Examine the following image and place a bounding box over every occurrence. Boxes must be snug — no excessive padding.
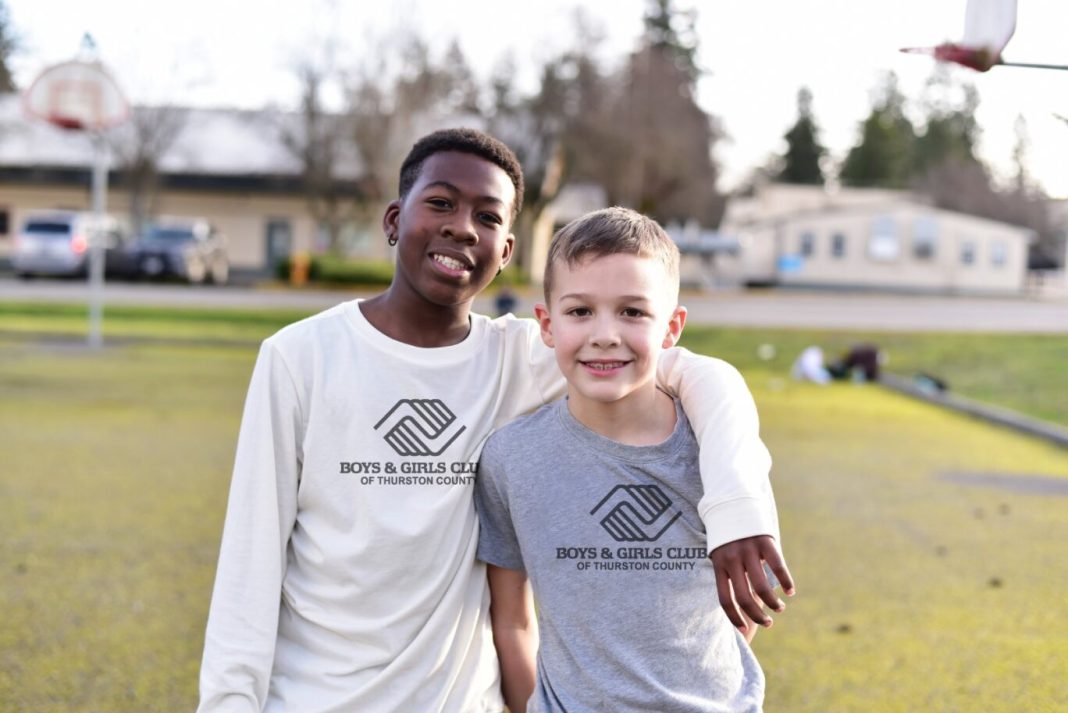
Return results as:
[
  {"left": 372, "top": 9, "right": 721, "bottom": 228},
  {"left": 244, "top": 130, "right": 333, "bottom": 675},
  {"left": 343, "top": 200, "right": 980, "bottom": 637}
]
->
[
  {"left": 0, "top": 301, "right": 309, "bottom": 344},
  {"left": 1, "top": 312, "right": 1066, "bottom": 711},
  {"left": 746, "top": 371, "right": 1067, "bottom": 711},
  {"left": 677, "top": 328, "right": 1068, "bottom": 426},
  {"left": 3, "top": 301, "right": 1066, "bottom": 425},
  {"left": 0, "top": 341, "right": 249, "bottom": 711}
]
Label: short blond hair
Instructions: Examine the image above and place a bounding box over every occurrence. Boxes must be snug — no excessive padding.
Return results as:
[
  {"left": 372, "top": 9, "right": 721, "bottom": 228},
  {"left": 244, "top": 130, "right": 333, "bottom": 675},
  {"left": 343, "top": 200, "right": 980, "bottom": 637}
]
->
[{"left": 543, "top": 207, "right": 680, "bottom": 302}]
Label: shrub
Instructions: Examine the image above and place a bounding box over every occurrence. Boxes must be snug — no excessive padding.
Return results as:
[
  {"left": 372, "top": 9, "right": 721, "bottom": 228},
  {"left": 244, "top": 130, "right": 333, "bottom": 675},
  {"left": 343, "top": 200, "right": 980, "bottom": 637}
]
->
[
  {"left": 277, "top": 256, "right": 529, "bottom": 288},
  {"left": 495, "top": 265, "right": 529, "bottom": 287},
  {"left": 276, "top": 255, "right": 394, "bottom": 287},
  {"left": 314, "top": 255, "right": 394, "bottom": 286}
]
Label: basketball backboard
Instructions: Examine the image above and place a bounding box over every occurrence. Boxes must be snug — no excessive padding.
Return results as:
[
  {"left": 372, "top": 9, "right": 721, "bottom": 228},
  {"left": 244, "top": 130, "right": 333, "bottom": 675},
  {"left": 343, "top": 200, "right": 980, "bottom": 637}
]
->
[{"left": 23, "top": 60, "right": 129, "bottom": 132}]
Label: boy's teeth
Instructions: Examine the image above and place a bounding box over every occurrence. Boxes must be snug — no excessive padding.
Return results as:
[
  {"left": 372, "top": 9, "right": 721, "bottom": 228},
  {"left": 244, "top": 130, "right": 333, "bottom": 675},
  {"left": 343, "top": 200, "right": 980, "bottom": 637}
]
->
[
  {"left": 433, "top": 254, "right": 466, "bottom": 270},
  {"left": 587, "top": 362, "right": 624, "bottom": 370}
]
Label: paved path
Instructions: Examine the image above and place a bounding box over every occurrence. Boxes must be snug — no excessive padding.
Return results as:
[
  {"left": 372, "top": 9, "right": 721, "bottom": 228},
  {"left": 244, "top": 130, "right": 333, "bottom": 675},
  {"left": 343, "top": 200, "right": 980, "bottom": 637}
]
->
[
  {"left": 2, "top": 278, "right": 1066, "bottom": 333},
  {"left": 675, "top": 290, "right": 1068, "bottom": 333}
]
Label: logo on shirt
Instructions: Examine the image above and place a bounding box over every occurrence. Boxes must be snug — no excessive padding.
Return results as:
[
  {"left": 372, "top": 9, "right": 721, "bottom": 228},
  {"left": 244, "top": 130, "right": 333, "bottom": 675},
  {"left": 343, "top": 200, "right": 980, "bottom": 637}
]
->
[
  {"left": 374, "top": 399, "right": 467, "bottom": 456},
  {"left": 590, "top": 484, "right": 681, "bottom": 542}
]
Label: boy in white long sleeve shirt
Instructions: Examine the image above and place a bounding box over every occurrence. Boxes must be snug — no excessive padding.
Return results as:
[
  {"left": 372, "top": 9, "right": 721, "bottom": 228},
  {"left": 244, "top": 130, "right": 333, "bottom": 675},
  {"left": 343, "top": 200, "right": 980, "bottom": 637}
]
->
[{"left": 197, "top": 128, "right": 794, "bottom": 712}]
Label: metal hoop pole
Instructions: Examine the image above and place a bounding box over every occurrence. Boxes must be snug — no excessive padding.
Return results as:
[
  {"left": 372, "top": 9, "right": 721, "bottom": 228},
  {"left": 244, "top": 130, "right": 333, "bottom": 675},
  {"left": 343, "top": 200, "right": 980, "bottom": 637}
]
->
[{"left": 88, "top": 132, "right": 108, "bottom": 349}]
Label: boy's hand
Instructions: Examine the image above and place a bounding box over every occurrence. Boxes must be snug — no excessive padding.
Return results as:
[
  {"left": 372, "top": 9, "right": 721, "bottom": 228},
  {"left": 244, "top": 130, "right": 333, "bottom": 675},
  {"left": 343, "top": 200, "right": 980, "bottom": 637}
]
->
[{"left": 710, "top": 535, "right": 795, "bottom": 632}]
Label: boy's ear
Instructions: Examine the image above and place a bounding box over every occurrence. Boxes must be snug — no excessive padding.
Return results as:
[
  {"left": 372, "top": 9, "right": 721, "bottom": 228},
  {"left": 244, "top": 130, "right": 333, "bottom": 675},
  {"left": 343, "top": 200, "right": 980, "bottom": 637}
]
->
[
  {"left": 382, "top": 200, "right": 402, "bottom": 241},
  {"left": 534, "top": 303, "right": 554, "bottom": 348},
  {"left": 662, "top": 305, "right": 687, "bottom": 349},
  {"left": 499, "top": 233, "right": 515, "bottom": 269}
]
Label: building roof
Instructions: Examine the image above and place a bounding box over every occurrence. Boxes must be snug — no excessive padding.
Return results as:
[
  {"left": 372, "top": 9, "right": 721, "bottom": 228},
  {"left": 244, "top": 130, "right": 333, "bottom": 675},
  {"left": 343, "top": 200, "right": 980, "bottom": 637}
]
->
[
  {"left": 0, "top": 93, "right": 362, "bottom": 180},
  {"left": 723, "top": 184, "right": 919, "bottom": 227},
  {"left": 723, "top": 183, "right": 1034, "bottom": 240}
]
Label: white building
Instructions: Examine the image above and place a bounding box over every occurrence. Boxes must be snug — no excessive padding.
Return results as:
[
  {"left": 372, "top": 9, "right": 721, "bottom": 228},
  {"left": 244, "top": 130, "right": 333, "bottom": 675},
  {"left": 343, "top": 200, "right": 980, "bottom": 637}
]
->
[
  {"left": 0, "top": 94, "right": 365, "bottom": 277},
  {"left": 720, "top": 184, "right": 1035, "bottom": 295}
]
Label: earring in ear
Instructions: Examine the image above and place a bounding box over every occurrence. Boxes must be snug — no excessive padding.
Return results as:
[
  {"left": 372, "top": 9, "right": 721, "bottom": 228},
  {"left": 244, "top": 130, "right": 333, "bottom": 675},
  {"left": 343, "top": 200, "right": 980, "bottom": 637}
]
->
[{"left": 388, "top": 234, "right": 398, "bottom": 247}]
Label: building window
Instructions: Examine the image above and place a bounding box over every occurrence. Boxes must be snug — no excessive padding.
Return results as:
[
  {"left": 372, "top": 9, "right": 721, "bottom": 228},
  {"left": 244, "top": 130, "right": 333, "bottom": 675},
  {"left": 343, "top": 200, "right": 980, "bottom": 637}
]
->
[
  {"left": 868, "top": 216, "right": 899, "bottom": 262},
  {"left": 266, "top": 219, "right": 294, "bottom": 271},
  {"left": 799, "top": 231, "right": 816, "bottom": 257},
  {"left": 991, "top": 241, "right": 1007, "bottom": 268},
  {"left": 831, "top": 232, "right": 846, "bottom": 259},
  {"left": 960, "top": 240, "right": 976, "bottom": 266},
  {"left": 912, "top": 217, "right": 938, "bottom": 260}
]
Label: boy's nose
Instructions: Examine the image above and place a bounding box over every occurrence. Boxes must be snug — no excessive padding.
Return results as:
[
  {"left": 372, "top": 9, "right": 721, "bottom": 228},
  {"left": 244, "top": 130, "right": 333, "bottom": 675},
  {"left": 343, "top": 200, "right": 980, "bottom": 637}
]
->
[
  {"left": 443, "top": 214, "right": 478, "bottom": 244},
  {"left": 589, "top": 316, "right": 621, "bottom": 347}
]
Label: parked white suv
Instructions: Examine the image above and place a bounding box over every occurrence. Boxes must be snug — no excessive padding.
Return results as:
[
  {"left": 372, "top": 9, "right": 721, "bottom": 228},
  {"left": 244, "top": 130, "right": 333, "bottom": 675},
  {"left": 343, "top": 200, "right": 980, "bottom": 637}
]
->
[{"left": 12, "top": 211, "right": 132, "bottom": 278}]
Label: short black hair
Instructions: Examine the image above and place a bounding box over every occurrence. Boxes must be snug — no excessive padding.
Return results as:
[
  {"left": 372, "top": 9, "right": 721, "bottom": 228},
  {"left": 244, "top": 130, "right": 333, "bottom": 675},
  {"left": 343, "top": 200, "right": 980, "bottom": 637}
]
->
[{"left": 398, "top": 128, "right": 525, "bottom": 220}]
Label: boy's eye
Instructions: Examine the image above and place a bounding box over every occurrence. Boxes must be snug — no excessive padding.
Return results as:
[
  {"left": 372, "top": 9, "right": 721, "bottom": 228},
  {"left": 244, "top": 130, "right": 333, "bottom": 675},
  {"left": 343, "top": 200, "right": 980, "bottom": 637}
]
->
[
  {"left": 566, "top": 307, "right": 591, "bottom": 317},
  {"left": 622, "top": 308, "right": 647, "bottom": 318},
  {"left": 427, "top": 198, "right": 451, "bottom": 209},
  {"left": 479, "top": 212, "right": 503, "bottom": 226}
]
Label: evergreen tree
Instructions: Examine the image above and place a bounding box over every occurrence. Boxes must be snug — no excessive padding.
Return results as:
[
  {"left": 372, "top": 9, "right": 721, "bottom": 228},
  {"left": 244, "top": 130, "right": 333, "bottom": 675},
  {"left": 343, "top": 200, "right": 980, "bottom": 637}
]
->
[
  {"left": 913, "top": 70, "right": 981, "bottom": 177},
  {"left": 642, "top": 0, "right": 701, "bottom": 87},
  {"left": 776, "top": 87, "right": 825, "bottom": 185},
  {"left": 914, "top": 111, "right": 1060, "bottom": 268},
  {"left": 0, "top": 0, "right": 16, "bottom": 92},
  {"left": 839, "top": 73, "right": 916, "bottom": 188}
]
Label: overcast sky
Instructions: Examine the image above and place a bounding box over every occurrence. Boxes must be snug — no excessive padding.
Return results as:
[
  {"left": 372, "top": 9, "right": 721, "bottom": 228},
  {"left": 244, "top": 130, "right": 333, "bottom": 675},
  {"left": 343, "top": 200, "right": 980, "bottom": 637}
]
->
[{"left": 8, "top": 0, "right": 1067, "bottom": 197}]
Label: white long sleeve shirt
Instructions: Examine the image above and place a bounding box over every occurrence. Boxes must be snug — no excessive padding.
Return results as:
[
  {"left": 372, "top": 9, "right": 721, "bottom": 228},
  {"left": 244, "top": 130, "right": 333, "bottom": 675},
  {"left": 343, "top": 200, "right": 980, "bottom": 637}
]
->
[{"left": 198, "top": 299, "right": 777, "bottom": 712}]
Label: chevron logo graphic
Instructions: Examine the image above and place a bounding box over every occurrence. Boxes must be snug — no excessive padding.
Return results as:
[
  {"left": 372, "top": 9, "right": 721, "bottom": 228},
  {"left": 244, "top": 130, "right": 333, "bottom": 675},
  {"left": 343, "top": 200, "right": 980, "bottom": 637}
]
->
[
  {"left": 374, "top": 399, "right": 467, "bottom": 456},
  {"left": 590, "top": 484, "right": 681, "bottom": 542}
]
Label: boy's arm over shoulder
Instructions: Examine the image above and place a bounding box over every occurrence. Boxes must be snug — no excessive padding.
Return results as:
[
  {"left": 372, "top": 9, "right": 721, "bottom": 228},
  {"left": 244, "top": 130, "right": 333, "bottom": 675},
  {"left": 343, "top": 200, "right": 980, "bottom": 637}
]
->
[
  {"left": 198, "top": 339, "right": 304, "bottom": 712},
  {"left": 657, "top": 347, "right": 796, "bottom": 630},
  {"left": 656, "top": 348, "right": 777, "bottom": 547}
]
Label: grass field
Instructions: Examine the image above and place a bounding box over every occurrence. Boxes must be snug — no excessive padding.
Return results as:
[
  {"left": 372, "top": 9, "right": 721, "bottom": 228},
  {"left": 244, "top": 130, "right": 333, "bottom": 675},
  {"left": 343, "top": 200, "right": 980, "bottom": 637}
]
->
[
  {"left": 677, "top": 328, "right": 1068, "bottom": 426},
  {"left": 1, "top": 310, "right": 1066, "bottom": 711},
  {"left": 3, "top": 300, "right": 1067, "bottom": 424},
  {"left": 0, "top": 301, "right": 310, "bottom": 344},
  {"left": 747, "top": 371, "right": 1067, "bottom": 711}
]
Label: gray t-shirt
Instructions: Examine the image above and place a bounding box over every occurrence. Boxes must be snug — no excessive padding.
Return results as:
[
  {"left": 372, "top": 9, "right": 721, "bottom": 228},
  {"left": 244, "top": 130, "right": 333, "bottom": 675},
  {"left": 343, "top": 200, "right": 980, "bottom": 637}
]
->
[{"left": 476, "top": 398, "right": 765, "bottom": 713}]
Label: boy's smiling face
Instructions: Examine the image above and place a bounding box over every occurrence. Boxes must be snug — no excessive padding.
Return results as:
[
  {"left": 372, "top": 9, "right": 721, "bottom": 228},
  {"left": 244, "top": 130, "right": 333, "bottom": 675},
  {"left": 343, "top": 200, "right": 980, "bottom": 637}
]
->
[
  {"left": 536, "top": 252, "right": 686, "bottom": 412},
  {"left": 383, "top": 151, "right": 515, "bottom": 310}
]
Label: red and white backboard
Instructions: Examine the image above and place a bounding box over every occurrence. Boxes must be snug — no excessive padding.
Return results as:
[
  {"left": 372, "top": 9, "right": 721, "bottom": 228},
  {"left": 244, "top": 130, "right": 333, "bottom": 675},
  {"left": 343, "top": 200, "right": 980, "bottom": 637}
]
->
[{"left": 23, "top": 60, "right": 129, "bottom": 131}]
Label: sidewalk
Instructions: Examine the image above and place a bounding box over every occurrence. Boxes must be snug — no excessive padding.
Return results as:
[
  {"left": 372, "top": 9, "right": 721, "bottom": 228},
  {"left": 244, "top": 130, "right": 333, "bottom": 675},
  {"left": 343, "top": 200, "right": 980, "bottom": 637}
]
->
[{"left": 2, "top": 278, "right": 1067, "bottom": 332}]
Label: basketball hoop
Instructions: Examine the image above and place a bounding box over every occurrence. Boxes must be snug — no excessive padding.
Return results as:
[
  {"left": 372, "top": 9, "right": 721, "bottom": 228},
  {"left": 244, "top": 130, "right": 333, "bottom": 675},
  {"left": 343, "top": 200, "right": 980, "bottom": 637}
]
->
[
  {"left": 23, "top": 60, "right": 129, "bottom": 132},
  {"left": 22, "top": 57, "right": 130, "bottom": 349}
]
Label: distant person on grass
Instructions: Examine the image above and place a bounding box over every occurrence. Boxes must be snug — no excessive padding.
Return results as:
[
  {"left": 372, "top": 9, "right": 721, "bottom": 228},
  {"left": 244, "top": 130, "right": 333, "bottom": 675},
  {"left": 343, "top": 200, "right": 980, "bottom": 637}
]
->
[
  {"left": 476, "top": 208, "right": 786, "bottom": 712},
  {"left": 197, "top": 129, "right": 792, "bottom": 712}
]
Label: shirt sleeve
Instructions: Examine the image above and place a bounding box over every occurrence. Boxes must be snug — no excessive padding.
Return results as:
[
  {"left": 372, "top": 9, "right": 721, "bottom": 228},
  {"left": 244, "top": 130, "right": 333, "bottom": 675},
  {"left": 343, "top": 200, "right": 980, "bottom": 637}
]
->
[
  {"left": 198, "top": 340, "right": 304, "bottom": 712},
  {"left": 491, "top": 316, "right": 567, "bottom": 429},
  {"left": 518, "top": 317, "right": 567, "bottom": 411},
  {"left": 474, "top": 435, "right": 526, "bottom": 572},
  {"left": 656, "top": 348, "right": 781, "bottom": 555}
]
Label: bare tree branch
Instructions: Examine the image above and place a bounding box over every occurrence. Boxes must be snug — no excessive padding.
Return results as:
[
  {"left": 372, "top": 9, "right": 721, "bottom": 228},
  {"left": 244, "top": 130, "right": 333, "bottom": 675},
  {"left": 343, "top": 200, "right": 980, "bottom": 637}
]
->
[{"left": 106, "top": 105, "right": 188, "bottom": 236}]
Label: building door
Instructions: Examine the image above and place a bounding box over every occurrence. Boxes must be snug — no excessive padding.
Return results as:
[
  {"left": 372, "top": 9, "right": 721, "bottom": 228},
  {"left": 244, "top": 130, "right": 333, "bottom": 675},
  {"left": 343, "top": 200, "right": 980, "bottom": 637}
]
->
[{"left": 265, "top": 219, "right": 293, "bottom": 274}]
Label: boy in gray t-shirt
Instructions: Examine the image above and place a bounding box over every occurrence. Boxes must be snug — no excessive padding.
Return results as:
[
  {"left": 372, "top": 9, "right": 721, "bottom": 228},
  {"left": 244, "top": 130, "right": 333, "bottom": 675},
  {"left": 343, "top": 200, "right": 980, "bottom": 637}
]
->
[{"left": 475, "top": 207, "right": 784, "bottom": 712}]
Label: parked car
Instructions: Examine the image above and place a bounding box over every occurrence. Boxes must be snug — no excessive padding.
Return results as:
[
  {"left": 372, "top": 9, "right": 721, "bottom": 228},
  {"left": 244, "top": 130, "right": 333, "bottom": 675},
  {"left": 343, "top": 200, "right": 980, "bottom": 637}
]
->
[
  {"left": 131, "top": 218, "right": 229, "bottom": 284},
  {"left": 12, "top": 211, "right": 133, "bottom": 278}
]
